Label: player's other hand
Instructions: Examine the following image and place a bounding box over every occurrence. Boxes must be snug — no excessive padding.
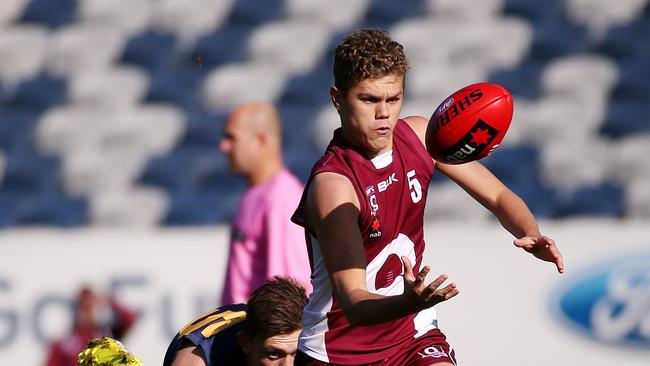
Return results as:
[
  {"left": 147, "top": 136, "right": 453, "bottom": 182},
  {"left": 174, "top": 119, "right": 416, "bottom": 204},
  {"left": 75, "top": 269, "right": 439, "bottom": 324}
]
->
[
  {"left": 401, "top": 256, "right": 459, "bottom": 311},
  {"left": 514, "top": 235, "right": 565, "bottom": 273}
]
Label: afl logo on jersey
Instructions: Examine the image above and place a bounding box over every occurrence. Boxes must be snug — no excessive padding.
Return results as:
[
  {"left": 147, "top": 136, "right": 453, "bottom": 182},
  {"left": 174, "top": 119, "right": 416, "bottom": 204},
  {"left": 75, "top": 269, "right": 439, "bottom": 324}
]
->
[{"left": 365, "top": 185, "right": 379, "bottom": 215}]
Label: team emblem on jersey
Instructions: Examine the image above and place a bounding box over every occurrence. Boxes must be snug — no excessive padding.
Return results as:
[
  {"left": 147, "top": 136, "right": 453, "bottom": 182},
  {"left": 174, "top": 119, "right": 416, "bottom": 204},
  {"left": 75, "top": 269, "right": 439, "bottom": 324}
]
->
[{"left": 418, "top": 345, "right": 449, "bottom": 359}]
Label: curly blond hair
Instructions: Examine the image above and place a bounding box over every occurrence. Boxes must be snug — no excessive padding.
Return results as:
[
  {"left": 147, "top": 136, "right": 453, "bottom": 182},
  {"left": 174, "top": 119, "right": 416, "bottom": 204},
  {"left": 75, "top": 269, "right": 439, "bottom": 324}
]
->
[{"left": 333, "top": 28, "right": 410, "bottom": 95}]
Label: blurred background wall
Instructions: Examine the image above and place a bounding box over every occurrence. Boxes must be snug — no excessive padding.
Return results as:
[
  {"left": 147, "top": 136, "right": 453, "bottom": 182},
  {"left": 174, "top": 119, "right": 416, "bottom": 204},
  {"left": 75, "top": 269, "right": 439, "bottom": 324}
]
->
[{"left": 0, "top": 0, "right": 648, "bottom": 364}]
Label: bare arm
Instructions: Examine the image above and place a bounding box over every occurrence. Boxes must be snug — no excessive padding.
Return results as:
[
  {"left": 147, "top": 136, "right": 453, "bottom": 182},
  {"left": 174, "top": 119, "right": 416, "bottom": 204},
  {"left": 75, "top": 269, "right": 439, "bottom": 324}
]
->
[
  {"left": 404, "top": 115, "right": 564, "bottom": 273},
  {"left": 170, "top": 345, "right": 208, "bottom": 366},
  {"left": 304, "top": 172, "right": 458, "bottom": 326}
]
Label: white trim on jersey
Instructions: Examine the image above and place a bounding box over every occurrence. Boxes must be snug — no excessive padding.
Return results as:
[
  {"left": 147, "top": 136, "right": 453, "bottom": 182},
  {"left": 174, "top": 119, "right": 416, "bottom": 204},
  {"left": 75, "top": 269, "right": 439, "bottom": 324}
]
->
[
  {"left": 370, "top": 149, "right": 393, "bottom": 169},
  {"left": 365, "top": 233, "right": 415, "bottom": 294},
  {"left": 414, "top": 306, "right": 438, "bottom": 338},
  {"left": 298, "top": 235, "right": 332, "bottom": 362},
  {"left": 367, "top": 234, "right": 438, "bottom": 337}
]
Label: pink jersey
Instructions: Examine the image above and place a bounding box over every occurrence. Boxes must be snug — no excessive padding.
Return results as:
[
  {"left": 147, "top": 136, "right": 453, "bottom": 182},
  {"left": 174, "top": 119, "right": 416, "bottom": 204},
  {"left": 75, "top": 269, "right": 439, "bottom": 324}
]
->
[
  {"left": 221, "top": 168, "right": 312, "bottom": 305},
  {"left": 292, "top": 120, "right": 437, "bottom": 364}
]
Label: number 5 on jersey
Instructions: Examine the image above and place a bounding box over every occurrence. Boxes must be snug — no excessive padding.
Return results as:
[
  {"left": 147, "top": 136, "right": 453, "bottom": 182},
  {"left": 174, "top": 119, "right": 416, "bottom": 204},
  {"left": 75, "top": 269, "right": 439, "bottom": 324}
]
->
[{"left": 407, "top": 169, "right": 422, "bottom": 203}]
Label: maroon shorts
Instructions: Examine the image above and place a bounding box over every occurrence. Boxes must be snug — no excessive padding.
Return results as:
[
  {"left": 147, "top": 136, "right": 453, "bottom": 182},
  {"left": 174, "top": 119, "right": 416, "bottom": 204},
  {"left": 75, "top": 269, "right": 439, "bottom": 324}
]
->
[{"left": 295, "top": 328, "right": 457, "bottom": 366}]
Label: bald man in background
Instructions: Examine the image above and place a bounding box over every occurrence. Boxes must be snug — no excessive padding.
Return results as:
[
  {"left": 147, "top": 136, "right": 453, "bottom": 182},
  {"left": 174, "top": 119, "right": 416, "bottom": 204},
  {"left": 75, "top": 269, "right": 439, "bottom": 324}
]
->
[{"left": 219, "top": 101, "right": 312, "bottom": 304}]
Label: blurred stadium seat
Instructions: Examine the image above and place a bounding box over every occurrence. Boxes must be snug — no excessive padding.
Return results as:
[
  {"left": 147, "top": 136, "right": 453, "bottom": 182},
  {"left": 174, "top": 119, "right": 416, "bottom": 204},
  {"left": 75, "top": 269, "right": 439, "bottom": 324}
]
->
[
  {"left": 20, "top": 0, "right": 77, "bottom": 29},
  {"left": 1, "top": 0, "right": 649, "bottom": 226}
]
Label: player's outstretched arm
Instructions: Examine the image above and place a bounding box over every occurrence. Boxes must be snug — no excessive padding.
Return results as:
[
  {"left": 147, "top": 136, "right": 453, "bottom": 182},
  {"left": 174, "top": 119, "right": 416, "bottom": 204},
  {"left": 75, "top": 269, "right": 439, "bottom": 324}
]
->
[
  {"left": 437, "top": 161, "right": 564, "bottom": 273},
  {"left": 305, "top": 172, "right": 459, "bottom": 326}
]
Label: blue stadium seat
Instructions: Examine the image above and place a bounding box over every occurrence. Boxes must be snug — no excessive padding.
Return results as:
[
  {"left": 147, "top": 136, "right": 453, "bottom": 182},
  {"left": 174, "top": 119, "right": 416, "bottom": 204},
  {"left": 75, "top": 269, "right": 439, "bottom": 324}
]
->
[
  {"left": 488, "top": 60, "right": 544, "bottom": 100},
  {"left": 600, "top": 98, "right": 650, "bottom": 138},
  {"left": 146, "top": 67, "right": 205, "bottom": 108},
  {"left": 284, "top": 143, "right": 321, "bottom": 183},
  {"left": 121, "top": 31, "right": 177, "bottom": 71},
  {"left": 596, "top": 18, "right": 650, "bottom": 60},
  {"left": 13, "top": 193, "right": 88, "bottom": 226},
  {"left": 20, "top": 0, "right": 77, "bottom": 29},
  {"left": 608, "top": 57, "right": 650, "bottom": 101},
  {"left": 483, "top": 145, "right": 540, "bottom": 188},
  {"left": 0, "top": 192, "right": 18, "bottom": 227},
  {"left": 528, "top": 20, "right": 587, "bottom": 62},
  {"left": 164, "top": 188, "right": 243, "bottom": 225},
  {"left": 2, "top": 153, "right": 62, "bottom": 193},
  {"left": 7, "top": 74, "right": 67, "bottom": 111},
  {"left": 555, "top": 183, "right": 625, "bottom": 218},
  {"left": 362, "top": 0, "right": 426, "bottom": 28},
  {"left": 502, "top": 0, "right": 563, "bottom": 22},
  {"left": 191, "top": 26, "right": 251, "bottom": 69},
  {"left": 0, "top": 107, "right": 41, "bottom": 152},
  {"left": 278, "top": 105, "right": 318, "bottom": 141},
  {"left": 227, "top": 0, "right": 286, "bottom": 28},
  {"left": 483, "top": 145, "right": 559, "bottom": 217},
  {"left": 279, "top": 64, "right": 332, "bottom": 109},
  {"left": 189, "top": 0, "right": 286, "bottom": 70},
  {"left": 178, "top": 112, "right": 226, "bottom": 149},
  {"left": 140, "top": 147, "right": 230, "bottom": 191}
]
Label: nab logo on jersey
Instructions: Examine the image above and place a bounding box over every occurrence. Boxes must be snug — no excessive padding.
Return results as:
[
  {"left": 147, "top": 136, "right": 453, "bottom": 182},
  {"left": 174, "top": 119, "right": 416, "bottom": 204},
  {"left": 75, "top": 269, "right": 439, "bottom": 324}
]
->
[
  {"left": 378, "top": 173, "right": 398, "bottom": 192},
  {"left": 369, "top": 215, "right": 382, "bottom": 238}
]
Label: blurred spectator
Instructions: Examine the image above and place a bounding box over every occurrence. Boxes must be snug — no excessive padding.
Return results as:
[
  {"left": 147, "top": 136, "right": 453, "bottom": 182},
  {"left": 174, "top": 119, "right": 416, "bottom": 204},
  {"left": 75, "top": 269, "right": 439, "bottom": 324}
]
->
[
  {"left": 219, "top": 101, "right": 312, "bottom": 304},
  {"left": 44, "top": 286, "right": 137, "bottom": 366}
]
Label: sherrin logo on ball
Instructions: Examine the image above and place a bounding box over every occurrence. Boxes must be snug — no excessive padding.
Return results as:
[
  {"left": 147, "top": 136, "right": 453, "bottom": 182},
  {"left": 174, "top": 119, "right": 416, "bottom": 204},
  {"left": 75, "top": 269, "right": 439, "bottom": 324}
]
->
[{"left": 426, "top": 82, "right": 514, "bottom": 164}]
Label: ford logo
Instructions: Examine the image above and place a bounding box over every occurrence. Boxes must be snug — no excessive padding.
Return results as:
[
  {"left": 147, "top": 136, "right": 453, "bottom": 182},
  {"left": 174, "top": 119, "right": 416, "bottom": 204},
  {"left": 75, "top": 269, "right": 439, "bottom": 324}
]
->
[{"left": 551, "top": 252, "right": 650, "bottom": 349}]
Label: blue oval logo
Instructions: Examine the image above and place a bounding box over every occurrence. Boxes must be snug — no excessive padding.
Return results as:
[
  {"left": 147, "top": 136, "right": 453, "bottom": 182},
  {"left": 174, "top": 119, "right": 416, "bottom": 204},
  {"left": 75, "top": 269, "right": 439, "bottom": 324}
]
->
[{"left": 551, "top": 251, "right": 650, "bottom": 349}]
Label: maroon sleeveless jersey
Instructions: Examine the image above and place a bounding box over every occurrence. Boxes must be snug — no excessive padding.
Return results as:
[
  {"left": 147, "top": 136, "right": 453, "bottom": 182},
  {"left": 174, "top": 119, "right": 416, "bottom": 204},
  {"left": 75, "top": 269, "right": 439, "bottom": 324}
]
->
[{"left": 292, "top": 120, "right": 437, "bottom": 364}]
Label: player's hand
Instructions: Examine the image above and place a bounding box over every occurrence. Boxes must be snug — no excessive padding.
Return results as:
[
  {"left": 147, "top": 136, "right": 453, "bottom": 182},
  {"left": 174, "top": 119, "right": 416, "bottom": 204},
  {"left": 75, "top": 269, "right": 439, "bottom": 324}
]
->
[
  {"left": 514, "top": 235, "right": 564, "bottom": 273},
  {"left": 401, "top": 256, "right": 459, "bottom": 311}
]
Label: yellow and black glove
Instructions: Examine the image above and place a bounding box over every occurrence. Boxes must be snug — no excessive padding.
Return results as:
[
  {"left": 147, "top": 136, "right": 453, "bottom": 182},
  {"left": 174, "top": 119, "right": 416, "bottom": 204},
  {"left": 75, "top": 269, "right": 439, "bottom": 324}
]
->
[{"left": 77, "top": 337, "right": 143, "bottom": 366}]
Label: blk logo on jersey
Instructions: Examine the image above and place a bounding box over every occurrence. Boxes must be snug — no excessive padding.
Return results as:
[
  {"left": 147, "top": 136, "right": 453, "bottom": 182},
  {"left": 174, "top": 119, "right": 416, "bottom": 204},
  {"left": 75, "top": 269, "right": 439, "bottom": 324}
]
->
[
  {"left": 442, "top": 119, "right": 499, "bottom": 163},
  {"left": 378, "top": 173, "right": 398, "bottom": 192}
]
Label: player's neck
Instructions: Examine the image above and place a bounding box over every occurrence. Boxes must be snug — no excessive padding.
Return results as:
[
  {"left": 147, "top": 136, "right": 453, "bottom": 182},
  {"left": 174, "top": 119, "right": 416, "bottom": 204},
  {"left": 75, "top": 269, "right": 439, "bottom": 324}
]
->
[
  {"left": 340, "top": 129, "right": 393, "bottom": 159},
  {"left": 248, "top": 157, "right": 284, "bottom": 187}
]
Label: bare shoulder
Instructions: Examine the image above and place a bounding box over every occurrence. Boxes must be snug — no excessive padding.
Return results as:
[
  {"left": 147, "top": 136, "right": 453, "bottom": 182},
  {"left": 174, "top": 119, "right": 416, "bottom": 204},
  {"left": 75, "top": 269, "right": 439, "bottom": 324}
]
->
[
  {"left": 308, "top": 172, "right": 359, "bottom": 211},
  {"left": 402, "top": 115, "right": 428, "bottom": 145},
  {"left": 170, "top": 345, "right": 207, "bottom": 366},
  {"left": 305, "top": 172, "right": 360, "bottom": 228}
]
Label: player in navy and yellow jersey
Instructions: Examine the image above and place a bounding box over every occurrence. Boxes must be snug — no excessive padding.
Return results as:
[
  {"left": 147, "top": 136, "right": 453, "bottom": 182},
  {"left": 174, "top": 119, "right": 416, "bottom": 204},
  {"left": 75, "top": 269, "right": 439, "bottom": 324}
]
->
[{"left": 163, "top": 277, "right": 309, "bottom": 366}]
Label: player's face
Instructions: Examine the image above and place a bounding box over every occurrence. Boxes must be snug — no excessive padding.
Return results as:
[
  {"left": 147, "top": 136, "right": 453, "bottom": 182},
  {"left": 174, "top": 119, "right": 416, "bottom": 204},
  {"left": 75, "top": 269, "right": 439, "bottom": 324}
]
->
[
  {"left": 244, "top": 329, "right": 300, "bottom": 366},
  {"left": 333, "top": 73, "right": 404, "bottom": 158},
  {"left": 220, "top": 112, "right": 258, "bottom": 176}
]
